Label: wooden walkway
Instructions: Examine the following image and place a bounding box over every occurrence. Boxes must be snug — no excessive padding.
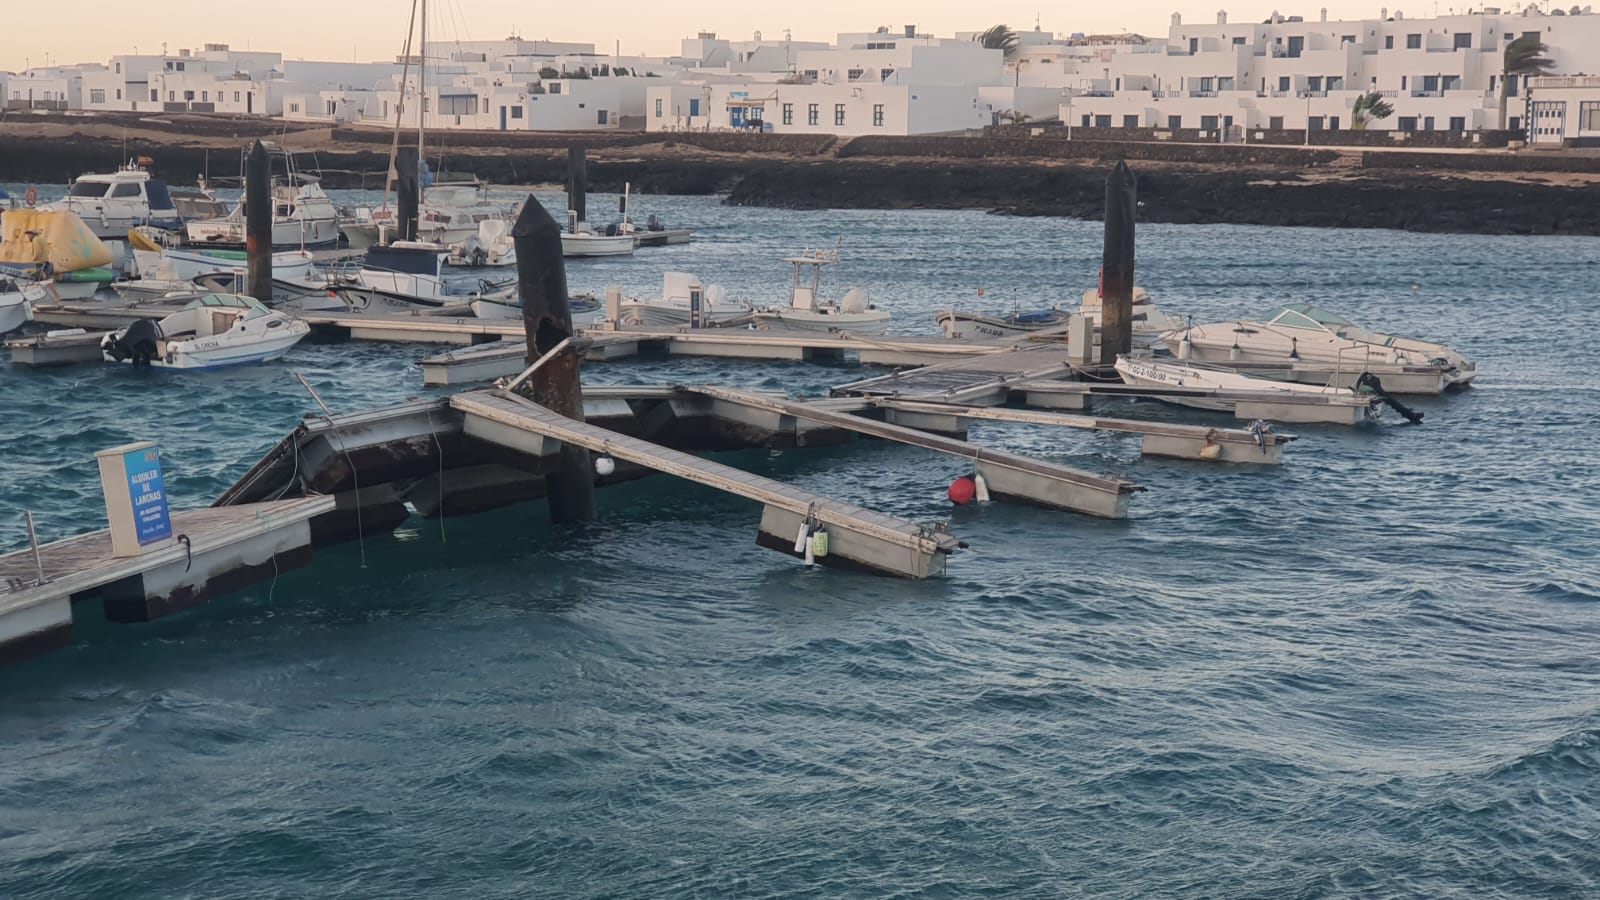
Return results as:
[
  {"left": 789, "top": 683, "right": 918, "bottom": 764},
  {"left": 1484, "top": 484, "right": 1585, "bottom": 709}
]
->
[{"left": 451, "top": 390, "right": 962, "bottom": 578}]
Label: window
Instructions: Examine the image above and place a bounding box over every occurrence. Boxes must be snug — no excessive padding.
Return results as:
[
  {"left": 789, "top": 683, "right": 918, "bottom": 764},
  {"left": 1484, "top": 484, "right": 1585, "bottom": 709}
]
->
[
  {"left": 1454, "top": 32, "right": 1472, "bottom": 49},
  {"left": 1422, "top": 75, "right": 1439, "bottom": 92},
  {"left": 1342, "top": 34, "right": 1355, "bottom": 44},
  {"left": 183, "top": 90, "right": 194, "bottom": 101},
  {"left": 510, "top": 106, "right": 523, "bottom": 119},
  {"left": 115, "top": 62, "right": 121, "bottom": 73},
  {"left": 1385, "top": 35, "right": 1394, "bottom": 49},
  {"left": 549, "top": 82, "right": 561, "bottom": 94},
  {"left": 1232, "top": 36, "right": 1246, "bottom": 45},
  {"left": 1423, "top": 116, "right": 1434, "bottom": 130},
  {"left": 1328, "top": 115, "right": 1340, "bottom": 129},
  {"left": 1269, "top": 115, "right": 1284, "bottom": 129},
  {"left": 151, "top": 89, "right": 158, "bottom": 101},
  {"left": 1278, "top": 76, "right": 1291, "bottom": 92},
  {"left": 110, "top": 183, "right": 141, "bottom": 198},
  {"left": 176, "top": 61, "right": 185, "bottom": 71},
  {"left": 1581, "top": 102, "right": 1600, "bottom": 132},
  {"left": 880, "top": 68, "right": 894, "bottom": 80},
  {"left": 782, "top": 102, "right": 793, "bottom": 125},
  {"left": 1188, "top": 37, "right": 1198, "bottom": 54},
  {"left": 1406, "top": 33, "right": 1421, "bottom": 49},
  {"left": 834, "top": 103, "right": 845, "bottom": 126},
  {"left": 1167, "top": 114, "right": 1182, "bottom": 128},
  {"left": 289, "top": 102, "right": 300, "bottom": 113},
  {"left": 807, "top": 103, "right": 818, "bottom": 125},
  {"left": 90, "top": 89, "right": 105, "bottom": 104},
  {"left": 1506, "top": 76, "right": 1519, "bottom": 97},
  {"left": 168, "top": 91, "right": 175, "bottom": 101},
  {"left": 1308, "top": 116, "right": 1325, "bottom": 131},
  {"left": 1397, "top": 115, "right": 1418, "bottom": 131},
  {"left": 1449, "top": 115, "right": 1467, "bottom": 131},
  {"left": 1200, "top": 114, "right": 1219, "bottom": 130},
  {"left": 115, "top": 89, "right": 121, "bottom": 100},
  {"left": 688, "top": 98, "right": 699, "bottom": 116},
  {"left": 803, "top": 70, "right": 818, "bottom": 80},
  {"left": 201, "top": 91, "right": 208, "bottom": 101},
  {"left": 1198, "top": 77, "right": 1215, "bottom": 92},
  {"left": 1327, "top": 76, "right": 1343, "bottom": 91},
  {"left": 68, "top": 182, "right": 110, "bottom": 198},
  {"left": 1095, "top": 114, "right": 1113, "bottom": 127},
  {"left": 847, "top": 68, "right": 863, "bottom": 80},
  {"left": 1218, "top": 76, "right": 1235, "bottom": 91},
  {"left": 655, "top": 98, "right": 663, "bottom": 117},
  {"left": 234, "top": 92, "right": 241, "bottom": 102},
  {"left": 1307, "top": 76, "right": 1322, "bottom": 91},
  {"left": 873, "top": 104, "right": 884, "bottom": 127},
  {"left": 598, "top": 109, "right": 608, "bottom": 124},
  {"left": 1122, "top": 114, "right": 1139, "bottom": 128},
  {"left": 1443, "top": 75, "right": 1461, "bottom": 91}
]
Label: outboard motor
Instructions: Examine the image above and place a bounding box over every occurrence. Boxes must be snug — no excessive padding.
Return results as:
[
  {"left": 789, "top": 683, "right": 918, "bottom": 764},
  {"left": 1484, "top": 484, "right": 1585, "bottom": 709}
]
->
[
  {"left": 646, "top": 213, "right": 663, "bottom": 232},
  {"left": 104, "top": 318, "right": 162, "bottom": 366}
]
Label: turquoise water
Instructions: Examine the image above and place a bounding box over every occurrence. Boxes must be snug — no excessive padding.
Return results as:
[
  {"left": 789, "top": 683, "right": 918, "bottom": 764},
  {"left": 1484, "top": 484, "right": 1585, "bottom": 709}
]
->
[{"left": 2, "top": 191, "right": 1599, "bottom": 896}]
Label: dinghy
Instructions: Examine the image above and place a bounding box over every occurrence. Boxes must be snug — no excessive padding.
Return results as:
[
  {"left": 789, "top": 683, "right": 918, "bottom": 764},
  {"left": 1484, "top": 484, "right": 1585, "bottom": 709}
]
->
[{"left": 100, "top": 294, "right": 309, "bottom": 370}]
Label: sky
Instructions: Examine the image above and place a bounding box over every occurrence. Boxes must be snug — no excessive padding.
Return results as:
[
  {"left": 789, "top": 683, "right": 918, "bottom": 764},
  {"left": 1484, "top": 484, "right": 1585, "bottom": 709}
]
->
[{"left": 4, "top": 0, "right": 1443, "bottom": 72}]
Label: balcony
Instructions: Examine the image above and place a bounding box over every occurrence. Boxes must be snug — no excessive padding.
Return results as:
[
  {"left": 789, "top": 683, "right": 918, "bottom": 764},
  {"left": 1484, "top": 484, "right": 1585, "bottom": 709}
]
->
[{"left": 1188, "top": 90, "right": 1218, "bottom": 98}]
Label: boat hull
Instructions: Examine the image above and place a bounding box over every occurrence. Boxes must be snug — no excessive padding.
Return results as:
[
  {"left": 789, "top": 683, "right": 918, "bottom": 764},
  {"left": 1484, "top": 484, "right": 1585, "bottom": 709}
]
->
[
  {"left": 186, "top": 218, "right": 341, "bottom": 250},
  {"left": 103, "top": 321, "right": 310, "bottom": 370},
  {"left": 0, "top": 296, "right": 28, "bottom": 334},
  {"left": 562, "top": 234, "right": 635, "bottom": 257},
  {"left": 753, "top": 311, "right": 891, "bottom": 336},
  {"left": 936, "top": 310, "right": 1063, "bottom": 341},
  {"left": 618, "top": 301, "right": 752, "bottom": 328}
]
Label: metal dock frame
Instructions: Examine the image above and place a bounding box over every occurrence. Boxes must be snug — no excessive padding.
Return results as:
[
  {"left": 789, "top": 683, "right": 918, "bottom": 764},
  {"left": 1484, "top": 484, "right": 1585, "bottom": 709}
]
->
[{"left": 451, "top": 390, "right": 962, "bottom": 579}]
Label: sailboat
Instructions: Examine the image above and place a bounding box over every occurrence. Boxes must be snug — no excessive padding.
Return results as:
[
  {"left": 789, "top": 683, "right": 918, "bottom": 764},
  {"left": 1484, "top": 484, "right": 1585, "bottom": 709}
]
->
[{"left": 340, "top": 0, "right": 510, "bottom": 251}]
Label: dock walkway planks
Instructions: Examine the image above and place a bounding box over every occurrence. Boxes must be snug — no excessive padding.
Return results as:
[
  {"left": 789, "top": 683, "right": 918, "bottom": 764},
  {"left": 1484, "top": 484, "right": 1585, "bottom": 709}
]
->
[{"left": 451, "top": 390, "right": 961, "bottom": 577}]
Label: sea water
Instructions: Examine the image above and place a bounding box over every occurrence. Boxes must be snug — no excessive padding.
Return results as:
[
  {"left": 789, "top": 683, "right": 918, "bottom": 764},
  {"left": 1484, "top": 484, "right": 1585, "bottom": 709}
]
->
[{"left": 0, "top": 189, "right": 1597, "bottom": 897}]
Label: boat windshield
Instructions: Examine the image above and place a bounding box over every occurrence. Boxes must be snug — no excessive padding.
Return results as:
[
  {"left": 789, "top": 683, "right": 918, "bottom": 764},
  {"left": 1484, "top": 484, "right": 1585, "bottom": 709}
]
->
[
  {"left": 189, "top": 293, "right": 271, "bottom": 318},
  {"left": 68, "top": 182, "right": 110, "bottom": 198},
  {"left": 1266, "top": 303, "right": 1354, "bottom": 331}
]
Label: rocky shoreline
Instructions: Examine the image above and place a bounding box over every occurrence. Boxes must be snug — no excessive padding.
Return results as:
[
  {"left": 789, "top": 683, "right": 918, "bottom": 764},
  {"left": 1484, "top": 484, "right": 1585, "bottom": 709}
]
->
[{"left": 3, "top": 122, "right": 1598, "bottom": 236}]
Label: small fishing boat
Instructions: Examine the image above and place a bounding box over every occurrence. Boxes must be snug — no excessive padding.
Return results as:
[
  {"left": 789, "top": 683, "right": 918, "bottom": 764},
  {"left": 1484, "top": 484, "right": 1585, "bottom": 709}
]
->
[
  {"left": 187, "top": 271, "right": 346, "bottom": 312},
  {"left": 1113, "top": 354, "right": 1380, "bottom": 418},
  {"left": 1166, "top": 303, "right": 1476, "bottom": 388},
  {"left": 100, "top": 294, "right": 309, "bottom": 369},
  {"left": 562, "top": 226, "right": 635, "bottom": 258},
  {"left": 616, "top": 272, "right": 751, "bottom": 327},
  {"left": 331, "top": 242, "right": 455, "bottom": 312},
  {"left": 128, "top": 232, "right": 316, "bottom": 283},
  {"left": 936, "top": 307, "right": 1068, "bottom": 340},
  {"left": 37, "top": 160, "right": 181, "bottom": 239},
  {"left": 470, "top": 292, "right": 601, "bottom": 320},
  {"left": 751, "top": 249, "right": 890, "bottom": 335}
]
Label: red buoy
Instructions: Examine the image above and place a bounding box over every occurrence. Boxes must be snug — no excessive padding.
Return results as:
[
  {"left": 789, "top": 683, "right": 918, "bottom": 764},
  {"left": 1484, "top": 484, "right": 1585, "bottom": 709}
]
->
[{"left": 948, "top": 476, "right": 976, "bottom": 505}]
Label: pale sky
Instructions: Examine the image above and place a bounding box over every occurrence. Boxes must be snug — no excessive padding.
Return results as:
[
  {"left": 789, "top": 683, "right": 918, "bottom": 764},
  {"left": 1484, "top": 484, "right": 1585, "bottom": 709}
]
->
[{"left": 5, "top": 1, "right": 1423, "bottom": 73}]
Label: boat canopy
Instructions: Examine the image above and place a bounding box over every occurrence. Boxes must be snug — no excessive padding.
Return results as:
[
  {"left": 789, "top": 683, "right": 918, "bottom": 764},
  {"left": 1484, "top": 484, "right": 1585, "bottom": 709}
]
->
[
  {"left": 182, "top": 293, "right": 273, "bottom": 318},
  {"left": 366, "top": 245, "right": 444, "bottom": 276},
  {"left": 1264, "top": 303, "right": 1354, "bottom": 331}
]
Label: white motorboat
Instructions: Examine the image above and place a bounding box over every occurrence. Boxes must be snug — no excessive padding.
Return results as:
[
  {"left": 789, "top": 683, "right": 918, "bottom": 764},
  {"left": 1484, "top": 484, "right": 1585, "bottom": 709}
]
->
[
  {"left": 936, "top": 306, "right": 1069, "bottom": 340},
  {"left": 38, "top": 160, "right": 181, "bottom": 239},
  {"left": 1079, "top": 288, "right": 1186, "bottom": 348},
  {"left": 188, "top": 271, "right": 346, "bottom": 312},
  {"left": 0, "top": 279, "right": 48, "bottom": 334},
  {"left": 187, "top": 147, "right": 340, "bottom": 249},
  {"left": 342, "top": 176, "right": 510, "bottom": 249},
  {"left": 1166, "top": 303, "right": 1476, "bottom": 388},
  {"left": 447, "top": 219, "right": 516, "bottom": 268},
  {"left": 100, "top": 294, "right": 309, "bottom": 369},
  {"left": 332, "top": 242, "right": 456, "bottom": 312},
  {"left": 1114, "top": 354, "right": 1380, "bottom": 418},
  {"left": 617, "top": 273, "right": 751, "bottom": 327},
  {"left": 751, "top": 249, "right": 890, "bottom": 335}
]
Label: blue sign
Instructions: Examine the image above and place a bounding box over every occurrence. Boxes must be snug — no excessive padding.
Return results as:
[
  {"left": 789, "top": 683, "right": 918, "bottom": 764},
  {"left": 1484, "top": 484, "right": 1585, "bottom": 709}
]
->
[{"left": 124, "top": 446, "right": 171, "bottom": 546}]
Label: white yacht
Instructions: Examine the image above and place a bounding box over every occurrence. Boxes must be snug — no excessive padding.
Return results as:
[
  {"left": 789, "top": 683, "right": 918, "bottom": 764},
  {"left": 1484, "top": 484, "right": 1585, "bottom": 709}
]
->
[
  {"left": 1166, "top": 303, "right": 1476, "bottom": 388},
  {"left": 39, "top": 161, "right": 181, "bottom": 239},
  {"left": 617, "top": 272, "right": 751, "bottom": 327},
  {"left": 101, "top": 294, "right": 309, "bottom": 370},
  {"left": 751, "top": 249, "right": 890, "bottom": 335}
]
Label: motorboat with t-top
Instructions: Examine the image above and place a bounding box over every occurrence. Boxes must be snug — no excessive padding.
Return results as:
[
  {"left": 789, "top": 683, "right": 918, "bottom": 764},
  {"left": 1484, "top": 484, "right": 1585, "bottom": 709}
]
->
[
  {"left": 752, "top": 248, "right": 890, "bottom": 335},
  {"left": 615, "top": 272, "right": 751, "bottom": 327},
  {"left": 186, "top": 145, "right": 340, "bottom": 249}
]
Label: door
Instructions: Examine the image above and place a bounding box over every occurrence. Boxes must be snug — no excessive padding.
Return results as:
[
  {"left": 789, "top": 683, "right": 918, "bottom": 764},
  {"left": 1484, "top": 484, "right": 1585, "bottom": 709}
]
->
[
  {"left": 1287, "top": 36, "right": 1304, "bottom": 57},
  {"left": 500, "top": 106, "right": 507, "bottom": 130},
  {"left": 247, "top": 93, "right": 253, "bottom": 114}
]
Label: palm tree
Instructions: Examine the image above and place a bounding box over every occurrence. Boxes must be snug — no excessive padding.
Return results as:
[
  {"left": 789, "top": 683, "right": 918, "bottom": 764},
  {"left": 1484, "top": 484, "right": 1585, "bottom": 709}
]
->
[
  {"left": 1499, "top": 34, "right": 1554, "bottom": 132},
  {"left": 976, "top": 24, "right": 1019, "bottom": 56},
  {"left": 1350, "top": 92, "right": 1395, "bottom": 130}
]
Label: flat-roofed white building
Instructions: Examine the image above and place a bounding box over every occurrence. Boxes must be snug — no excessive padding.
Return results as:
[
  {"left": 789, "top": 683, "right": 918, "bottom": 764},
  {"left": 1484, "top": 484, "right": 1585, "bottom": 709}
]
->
[{"left": 1526, "top": 75, "right": 1600, "bottom": 146}]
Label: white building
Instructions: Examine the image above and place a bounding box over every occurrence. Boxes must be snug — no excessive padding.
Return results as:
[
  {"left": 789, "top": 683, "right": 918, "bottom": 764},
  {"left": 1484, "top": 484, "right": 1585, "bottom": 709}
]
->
[
  {"left": 1526, "top": 75, "right": 1600, "bottom": 146},
  {"left": 4, "top": 66, "right": 93, "bottom": 110},
  {"left": 1061, "top": 7, "right": 1600, "bottom": 135}
]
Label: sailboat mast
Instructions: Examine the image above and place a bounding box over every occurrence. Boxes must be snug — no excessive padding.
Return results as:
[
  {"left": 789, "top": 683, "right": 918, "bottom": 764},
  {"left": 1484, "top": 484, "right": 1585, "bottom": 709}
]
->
[{"left": 418, "top": 0, "right": 426, "bottom": 174}]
